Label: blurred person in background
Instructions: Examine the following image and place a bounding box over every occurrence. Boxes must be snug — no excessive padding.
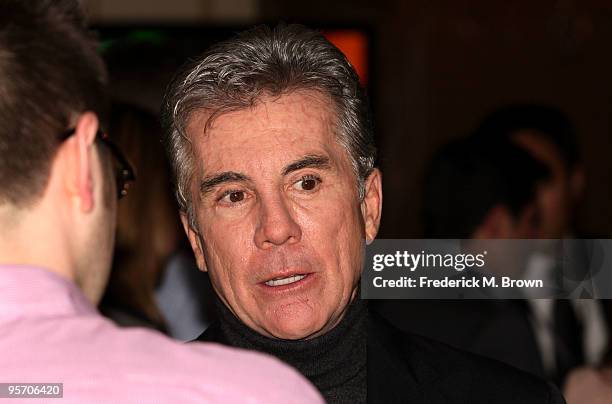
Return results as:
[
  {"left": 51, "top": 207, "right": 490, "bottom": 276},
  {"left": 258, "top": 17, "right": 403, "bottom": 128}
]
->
[
  {"left": 0, "top": 1, "right": 323, "bottom": 402},
  {"left": 423, "top": 136, "right": 549, "bottom": 240},
  {"left": 162, "top": 23, "right": 564, "bottom": 403},
  {"left": 477, "top": 105, "right": 584, "bottom": 239},
  {"left": 100, "top": 102, "right": 177, "bottom": 332},
  {"left": 478, "top": 105, "right": 609, "bottom": 387},
  {"left": 100, "top": 101, "right": 215, "bottom": 340},
  {"left": 379, "top": 106, "right": 605, "bottom": 393},
  {"left": 376, "top": 135, "right": 554, "bottom": 379}
]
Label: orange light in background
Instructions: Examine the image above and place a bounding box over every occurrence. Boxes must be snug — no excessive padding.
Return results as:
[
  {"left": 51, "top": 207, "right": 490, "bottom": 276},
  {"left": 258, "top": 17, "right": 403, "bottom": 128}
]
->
[{"left": 323, "top": 30, "right": 368, "bottom": 85}]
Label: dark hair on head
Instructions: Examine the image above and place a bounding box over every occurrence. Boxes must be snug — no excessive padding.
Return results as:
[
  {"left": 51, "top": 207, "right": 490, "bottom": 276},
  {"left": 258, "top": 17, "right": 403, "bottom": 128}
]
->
[
  {"left": 423, "top": 136, "right": 551, "bottom": 238},
  {"left": 161, "top": 23, "right": 376, "bottom": 224},
  {"left": 477, "top": 104, "right": 579, "bottom": 169},
  {"left": 0, "top": 0, "right": 108, "bottom": 207}
]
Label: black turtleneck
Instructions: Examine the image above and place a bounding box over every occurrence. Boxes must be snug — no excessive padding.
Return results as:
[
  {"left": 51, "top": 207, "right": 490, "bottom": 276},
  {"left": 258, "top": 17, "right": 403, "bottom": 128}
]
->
[
  {"left": 195, "top": 298, "right": 367, "bottom": 404},
  {"left": 194, "top": 298, "right": 568, "bottom": 404}
]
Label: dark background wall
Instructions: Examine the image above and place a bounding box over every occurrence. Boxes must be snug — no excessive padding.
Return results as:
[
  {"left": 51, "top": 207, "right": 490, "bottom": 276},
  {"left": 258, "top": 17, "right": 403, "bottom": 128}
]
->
[{"left": 95, "top": 0, "right": 612, "bottom": 238}]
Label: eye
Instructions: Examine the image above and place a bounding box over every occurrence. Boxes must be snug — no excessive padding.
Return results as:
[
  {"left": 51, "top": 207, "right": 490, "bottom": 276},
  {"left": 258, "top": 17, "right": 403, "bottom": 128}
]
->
[
  {"left": 293, "top": 175, "right": 321, "bottom": 192},
  {"left": 219, "top": 190, "right": 246, "bottom": 204}
]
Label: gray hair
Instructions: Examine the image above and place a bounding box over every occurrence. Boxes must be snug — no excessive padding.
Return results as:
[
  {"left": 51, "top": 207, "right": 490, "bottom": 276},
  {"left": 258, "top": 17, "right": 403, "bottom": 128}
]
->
[{"left": 161, "top": 24, "right": 376, "bottom": 224}]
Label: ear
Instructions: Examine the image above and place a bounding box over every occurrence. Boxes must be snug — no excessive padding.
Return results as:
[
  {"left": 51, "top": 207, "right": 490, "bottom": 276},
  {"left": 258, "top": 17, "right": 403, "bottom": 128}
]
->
[
  {"left": 180, "top": 212, "right": 208, "bottom": 272},
  {"left": 64, "top": 112, "right": 99, "bottom": 213},
  {"left": 360, "top": 169, "right": 383, "bottom": 244}
]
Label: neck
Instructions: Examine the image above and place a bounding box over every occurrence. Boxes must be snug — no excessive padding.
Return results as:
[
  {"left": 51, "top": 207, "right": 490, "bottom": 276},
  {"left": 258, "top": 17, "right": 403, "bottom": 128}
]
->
[
  {"left": 204, "top": 297, "right": 368, "bottom": 402},
  {"left": 0, "top": 203, "right": 74, "bottom": 283}
]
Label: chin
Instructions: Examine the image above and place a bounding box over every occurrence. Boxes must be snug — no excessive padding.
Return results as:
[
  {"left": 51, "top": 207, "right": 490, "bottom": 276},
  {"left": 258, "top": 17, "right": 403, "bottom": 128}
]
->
[
  {"left": 267, "top": 320, "right": 322, "bottom": 340},
  {"left": 264, "top": 304, "right": 327, "bottom": 340}
]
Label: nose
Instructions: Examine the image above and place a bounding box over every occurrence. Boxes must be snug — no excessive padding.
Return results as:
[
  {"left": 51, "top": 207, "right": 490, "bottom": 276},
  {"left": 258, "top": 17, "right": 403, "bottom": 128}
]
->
[{"left": 254, "top": 194, "right": 302, "bottom": 249}]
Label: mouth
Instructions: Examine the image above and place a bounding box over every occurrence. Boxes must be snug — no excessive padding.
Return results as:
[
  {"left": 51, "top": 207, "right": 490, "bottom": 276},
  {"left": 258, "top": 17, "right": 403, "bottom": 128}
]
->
[
  {"left": 264, "top": 274, "right": 308, "bottom": 287},
  {"left": 258, "top": 268, "right": 316, "bottom": 292}
]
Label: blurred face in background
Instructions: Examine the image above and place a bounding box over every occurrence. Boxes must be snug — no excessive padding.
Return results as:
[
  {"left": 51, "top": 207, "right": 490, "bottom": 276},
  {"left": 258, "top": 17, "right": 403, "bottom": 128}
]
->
[
  {"left": 472, "top": 201, "right": 541, "bottom": 240},
  {"left": 182, "top": 90, "right": 381, "bottom": 340},
  {"left": 513, "top": 130, "right": 582, "bottom": 238}
]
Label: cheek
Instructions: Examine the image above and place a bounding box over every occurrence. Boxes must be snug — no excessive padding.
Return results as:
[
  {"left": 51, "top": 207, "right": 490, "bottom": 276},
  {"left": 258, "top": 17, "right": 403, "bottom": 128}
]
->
[
  {"left": 200, "top": 215, "right": 255, "bottom": 282},
  {"left": 297, "top": 194, "right": 364, "bottom": 280},
  {"left": 298, "top": 177, "right": 363, "bottom": 230},
  {"left": 299, "top": 194, "right": 362, "bottom": 242},
  {"left": 540, "top": 187, "right": 564, "bottom": 214}
]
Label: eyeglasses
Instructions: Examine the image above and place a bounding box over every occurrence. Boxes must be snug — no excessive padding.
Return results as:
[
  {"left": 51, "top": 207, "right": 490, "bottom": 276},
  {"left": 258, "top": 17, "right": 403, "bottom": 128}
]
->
[{"left": 59, "top": 128, "right": 136, "bottom": 199}]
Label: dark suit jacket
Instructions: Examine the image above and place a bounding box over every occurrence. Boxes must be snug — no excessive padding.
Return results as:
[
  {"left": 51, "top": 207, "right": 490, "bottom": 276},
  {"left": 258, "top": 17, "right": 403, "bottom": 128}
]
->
[
  {"left": 369, "top": 311, "right": 565, "bottom": 403},
  {"left": 373, "top": 299, "right": 545, "bottom": 378}
]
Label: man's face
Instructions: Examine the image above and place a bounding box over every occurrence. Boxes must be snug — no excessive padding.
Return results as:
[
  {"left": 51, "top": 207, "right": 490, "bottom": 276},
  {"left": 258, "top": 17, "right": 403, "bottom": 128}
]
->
[
  {"left": 183, "top": 91, "right": 376, "bottom": 340},
  {"left": 513, "top": 131, "right": 573, "bottom": 238},
  {"left": 472, "top": 202, "right": 540, "bottom": 240}
]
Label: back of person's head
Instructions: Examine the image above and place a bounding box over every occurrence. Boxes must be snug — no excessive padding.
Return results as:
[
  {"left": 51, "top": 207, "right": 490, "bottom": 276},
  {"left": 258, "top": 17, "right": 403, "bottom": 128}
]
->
[
  {"left": 0, "top": 0, "right": 108, "bottom": 208},
  {"left": 0, "top": 0, "right": 115, "bottom": 304},
  {"left": 423, "top": 136, "right": 551, "bottom": 238},
  {"left": 477, "top": 104, "right": 579, "bottom": 170}
]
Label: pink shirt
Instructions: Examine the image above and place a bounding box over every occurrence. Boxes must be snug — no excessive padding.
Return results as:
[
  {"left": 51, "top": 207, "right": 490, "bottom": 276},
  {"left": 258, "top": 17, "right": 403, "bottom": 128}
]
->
[{"left": 0, "top": 265, "right": 323, "bottom": 403}]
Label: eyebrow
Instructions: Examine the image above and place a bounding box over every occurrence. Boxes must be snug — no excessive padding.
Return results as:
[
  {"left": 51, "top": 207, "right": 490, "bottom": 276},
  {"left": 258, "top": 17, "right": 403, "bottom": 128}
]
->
[
  {"left": 199, "top": 172, "right": 251, "bottom": 195},
  {"left": 282, "top": 154, "right": 331, "bottom": 176},
  {"left": 199, "top": 154, "right": 331, "bottom": 195}
]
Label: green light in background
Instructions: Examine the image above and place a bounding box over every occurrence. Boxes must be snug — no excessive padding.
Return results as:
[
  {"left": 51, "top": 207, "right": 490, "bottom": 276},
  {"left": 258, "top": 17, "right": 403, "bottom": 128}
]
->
[{"left": 99, "top": 29, "right": 168, "bottom": 53}]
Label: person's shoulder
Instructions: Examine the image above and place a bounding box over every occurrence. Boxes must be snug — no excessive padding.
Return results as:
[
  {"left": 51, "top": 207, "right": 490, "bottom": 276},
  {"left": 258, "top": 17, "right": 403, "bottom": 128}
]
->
[
  {"left": 369, "top": 310, "right": 565, "bottom": 404},
  {"left": 14, "top": 314, "right": 322, "bottom": 404},
  {"left": 105, "top": 324, "right": 323, "bottom": 403}
]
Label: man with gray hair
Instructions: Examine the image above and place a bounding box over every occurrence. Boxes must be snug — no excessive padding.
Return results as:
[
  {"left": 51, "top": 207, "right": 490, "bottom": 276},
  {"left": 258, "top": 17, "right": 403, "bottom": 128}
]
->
[{"left": 162, "top": 23, "right": 566, "bottom": 403}]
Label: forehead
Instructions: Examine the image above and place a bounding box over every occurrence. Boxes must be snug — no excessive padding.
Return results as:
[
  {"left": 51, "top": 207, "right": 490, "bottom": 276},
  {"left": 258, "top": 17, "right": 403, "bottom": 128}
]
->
[{"left": 186, "top": 91, "right": 349, "bottom": 175}]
